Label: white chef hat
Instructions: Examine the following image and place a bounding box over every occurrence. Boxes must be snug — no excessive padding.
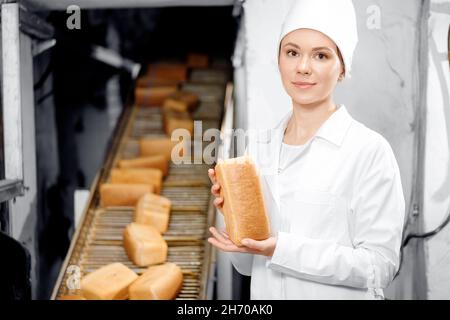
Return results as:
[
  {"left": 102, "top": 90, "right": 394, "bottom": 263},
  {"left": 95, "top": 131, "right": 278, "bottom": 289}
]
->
[{"left": 278, "top": 0, "right": 359, "bottom": 78}]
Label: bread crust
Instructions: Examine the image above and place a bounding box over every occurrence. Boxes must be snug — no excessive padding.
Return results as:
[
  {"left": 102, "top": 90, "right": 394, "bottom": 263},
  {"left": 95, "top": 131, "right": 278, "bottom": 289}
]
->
[
  {"left": 215, "top": 157, "right": 270, "bottom": 246},
  {"left": 100, "top": 183, "right": 153, "bottom": 207},
  {"left": 118, "top": 155, "right": 168, "bottom": 177}
]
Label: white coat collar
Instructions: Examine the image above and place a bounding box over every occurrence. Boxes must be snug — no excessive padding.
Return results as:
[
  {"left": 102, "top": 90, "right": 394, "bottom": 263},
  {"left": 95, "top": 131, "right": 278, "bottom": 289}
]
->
[
  {"left": 272, "top": 104, "right": 354, "bottom": 148},
  {"left": 255, "top": 105, "right": 354, "bottom": 213}
]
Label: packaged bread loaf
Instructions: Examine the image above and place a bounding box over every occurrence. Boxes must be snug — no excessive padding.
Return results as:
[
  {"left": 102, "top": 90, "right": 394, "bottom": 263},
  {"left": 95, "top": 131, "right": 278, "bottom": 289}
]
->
[
  {"left": 110, "top": 168, "right": 163, "bottom": 194},
  {"left": 100, "top": 183, "right": 153, "bottom": 207},
  {"left": 118, "top": 155, "right": 169, "bottom": 177},
  {"left": 123, "top": 223, "right": 168, "bottom": 267},
  {"left": 129, "top": 262, "right": 183, "bottom": 300},
  {"left": 162, "top": 110, "right": 194, "bottom": 136},
  {"left": 214, "top": 156, "right": 270, "bottom": 246},
  {"left": 135, "top": 86, "right": 178, "bottom": 107},
  {"left": 80, "top": 262, "right": 138, "bottom": 300},
  {"left": 163, "top": 91, "right": 199, "bottom": 113},
  {"left": 140, "top": 137, "right": 185, "bottom": 162},
  {"left": 134, "top": 193, "right": 171, "bottom": 233}
]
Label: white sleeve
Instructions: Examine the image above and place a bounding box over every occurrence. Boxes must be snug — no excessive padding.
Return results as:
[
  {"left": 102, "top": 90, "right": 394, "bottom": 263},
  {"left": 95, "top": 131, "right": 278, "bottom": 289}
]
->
[
  {"left": 228, "top": 252, "right": 254, "bottom": 276},
  {"left": 267, "top": 139, "right": 406, "bottom": 290}
]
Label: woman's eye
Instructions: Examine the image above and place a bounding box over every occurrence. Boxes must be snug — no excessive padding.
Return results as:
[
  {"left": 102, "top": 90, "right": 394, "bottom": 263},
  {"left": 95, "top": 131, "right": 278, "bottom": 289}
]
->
[
  {"left": 315, "top": 53, "right": 328, "bottom": 60},
  {"left": 287, "top": 50, "right": 298, "bottom": 57}
]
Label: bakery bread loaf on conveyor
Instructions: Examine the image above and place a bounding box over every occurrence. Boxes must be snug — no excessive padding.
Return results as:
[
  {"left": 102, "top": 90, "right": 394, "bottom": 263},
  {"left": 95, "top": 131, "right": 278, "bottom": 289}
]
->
[
  {"left": 146, "top": 63, "right": 188, "bottom": 82},
  {"left": 100, "top": 183, "right": 153, "bottom": 207},
  {"left": 134, "top": 86, "right": 178, "bottom": 107},
  {"left": 80, "top": 262, "right": 138, "bottom": 300},
  {"left": 118, "top": 155, "right": 169, "bottom": 177},
  {"left": 57, "top": 295, "right": 86, "bottom": 300},
  {"left": 214, "top": 156, "right": 270, "bottom": 246},
  {"left": 134, "top": 193, "right": 171, "bottom": 233},
  {"left": 139, "top": 137, "right": 185, "bottom": 162},
  {"left": 129, "top": 262, "right": 183, "bottom": 300},
  {"left": 163, "top": 91, "right": 199, "bottom": 113},
  {"left": 162, "top": 110, "right": 194, "bottom": 136},
  {"left": 186, "top": 53, "right": 209, "bottom": 69},
  {"left": 123, "top": 223, "right": 168, "bottom": 267},
  {"left": 136, "top": 76, "right": 180, "bottom": 88},
  {"left": 110, "top": 168, "right": 163, "bottom": 194}
]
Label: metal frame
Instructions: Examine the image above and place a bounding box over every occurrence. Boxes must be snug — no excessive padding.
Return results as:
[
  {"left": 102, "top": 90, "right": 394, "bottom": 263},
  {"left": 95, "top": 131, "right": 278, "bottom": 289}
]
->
[
  {"left": 22, "top": 0, "right": 235, "bottom": 10},
  {"left": 19, "top": 3, "right": 54, "bottom": 40},
  {"left": 399, "top": 0, "right": 430, "bottom": 300},
  {"left": 1, "top": 2, "right": 25, "bottom": 203},
  {"left": 0, "top": 180, "right": 23, "bottom": 203}
]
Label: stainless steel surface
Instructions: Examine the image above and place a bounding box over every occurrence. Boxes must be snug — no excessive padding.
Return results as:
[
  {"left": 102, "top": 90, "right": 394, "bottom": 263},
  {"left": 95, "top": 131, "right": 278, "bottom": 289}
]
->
[
  {"left": 0, "top": 180, "right": 24, "bottom": 203},
  {"left": 1, "top": 3, "right": 24, "bottom": 183}
]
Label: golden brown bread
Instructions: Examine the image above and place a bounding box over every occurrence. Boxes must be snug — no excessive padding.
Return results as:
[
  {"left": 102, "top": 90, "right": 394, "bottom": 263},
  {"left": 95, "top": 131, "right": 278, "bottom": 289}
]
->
[
  {"left": 186, "top": 53, "right": 209, "bottom": 69},
  {"left": 80, "top": 262, "right": 138, "bottom": 300},
  {"left": 214, "top": 156, "right": 270, "bottom": 246},
  {"left": 110, "top": 168, "right": 163, "bottom": 194},
  {"left": 136, "top": 76, "right": 180, "bottom": 88},
  {"left": 129, "top": 262, "right": 183, "bottom": 300},
  {"left": 117, "top": 155, "right": 169, "bottom": 177},
  {"left": 146, "top": 63, "right": 188, "bottom": 82},
  {"left": 162, "top": 110, "right": 194, "bottom": 136},
  {"left": 57, "top": 295, "right": 86, "bottom": 300},
  {"left": 123, "top": 223, "right": 168, "bottom": 267},
  {"left": 139, "top": 137, "right": 185, "bottom": 162},
  {"left": 100, "top": 183, "right": 154, "bottom": 207},
  {"left": 134, "top": 193, "right": 171, "bottom": 233},
  {"left": 163, "top": 91, "right": 199, "bottom": 113},
  {"left": 134, "top": 86, "right": 178, "bottom": 107}
]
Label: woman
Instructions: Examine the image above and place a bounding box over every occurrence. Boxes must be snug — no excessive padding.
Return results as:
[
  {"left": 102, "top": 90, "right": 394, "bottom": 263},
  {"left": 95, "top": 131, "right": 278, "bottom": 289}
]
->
[{"left": 208, "top": 0, "right": 405, "bottom": 299}]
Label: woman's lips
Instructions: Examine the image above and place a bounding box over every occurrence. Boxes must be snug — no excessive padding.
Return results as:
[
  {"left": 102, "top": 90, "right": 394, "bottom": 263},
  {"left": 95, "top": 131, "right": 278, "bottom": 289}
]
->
[{"left": 292, "top": 81, "right": 316, "bottom": 89}]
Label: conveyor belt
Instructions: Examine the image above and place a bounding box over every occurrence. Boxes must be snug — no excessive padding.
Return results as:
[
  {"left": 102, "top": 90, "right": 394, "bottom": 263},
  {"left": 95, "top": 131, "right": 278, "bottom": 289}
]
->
[{"left": 51, "top": 68, "right": 230, "bottom": 300}]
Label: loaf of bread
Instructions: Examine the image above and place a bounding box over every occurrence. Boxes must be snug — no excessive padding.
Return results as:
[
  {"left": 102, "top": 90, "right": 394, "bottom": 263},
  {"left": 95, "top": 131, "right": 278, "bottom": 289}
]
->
[
  {"left": 140, "top": 137, "right": 184, "bottom": 162},
  {"left": 163, "top": 110, "right": 194, "bottom": 136},
  {"left": 163, "top": 91, "right": 199, "bottom": 113},
  {"left": 118, "top": 155, "right": 169, "bottom": 177},
  {"left": 129, "top": 262, "right": 183, "bottom": 300},
  {"left": 57, "top": 295, "right": 86, "bottom": 300},
  {"left": 134, "top": 193, "right": 171, "bottom": 233},
  {"left": 100, "top": 183, "right": 154, "bottom": 207},
  {"left": 214, "top": 156, "right": 270, "bottom": 246},
  {"left": 123, "top": 223, "right": 168, "bottom": 267},
  {"left": 147, "top": 63, "right": 187, "bottom": 82},
  {"left": 136, "top": 76, "right": 180, "bottom": 88},
  {"left": 110, "top": 168, "right": 163, "bottom": 194},
  {"left": 135, "top": 86, "right": 178, "bottom": 107},
  {"left": 80, "top": 262, "right": 138, "bottom": 300},
  {"left": 186, "top": 53, "right": 209, "bottom": 69}
]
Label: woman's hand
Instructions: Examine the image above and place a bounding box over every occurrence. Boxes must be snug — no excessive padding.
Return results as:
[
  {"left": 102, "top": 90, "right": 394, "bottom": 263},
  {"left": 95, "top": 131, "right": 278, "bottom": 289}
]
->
[{"left": 208, "top": 227, "right": 277, "bottom": 258}]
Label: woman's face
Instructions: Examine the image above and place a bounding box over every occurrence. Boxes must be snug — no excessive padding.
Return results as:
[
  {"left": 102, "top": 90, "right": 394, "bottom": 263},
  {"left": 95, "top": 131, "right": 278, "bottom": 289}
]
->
[{"left": 278, "top": 28, "right": 344, "bottom": 107}]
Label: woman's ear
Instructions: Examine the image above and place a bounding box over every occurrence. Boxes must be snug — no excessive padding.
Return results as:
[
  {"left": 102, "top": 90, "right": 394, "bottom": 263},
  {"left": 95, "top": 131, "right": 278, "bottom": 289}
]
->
[
  {"left": 336, "top": 46, "right": 345, "bottom": 82},
  {"left": 338, "top": 64, "right": 345, "bottom": 82}
]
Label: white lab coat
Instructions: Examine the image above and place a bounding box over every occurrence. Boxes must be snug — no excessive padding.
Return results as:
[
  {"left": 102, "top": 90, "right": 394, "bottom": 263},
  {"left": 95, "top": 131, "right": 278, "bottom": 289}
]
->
[{"left": 227, "top": 105, "right": 406, "bottom": 300}]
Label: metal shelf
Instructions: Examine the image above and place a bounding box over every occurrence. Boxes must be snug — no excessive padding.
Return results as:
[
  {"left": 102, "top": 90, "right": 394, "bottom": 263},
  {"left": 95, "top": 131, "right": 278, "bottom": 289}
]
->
[
  {"left": 23, "top": 0, "right": 234, "bottom": 10},
  {"left": 0, "top": 180, "right": 24, "bottom": 203}
]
